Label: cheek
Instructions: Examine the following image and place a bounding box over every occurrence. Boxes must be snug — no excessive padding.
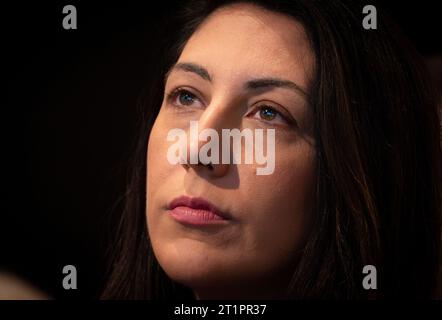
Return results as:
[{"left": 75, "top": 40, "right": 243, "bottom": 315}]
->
[
  {"left": 147, "top": 114, "right": 172, "bottom": 190},
  {"left": 146, "top": 114, "right": 174, "bottom": 227},
  {"left": 239, "top": 144, "right": 316, "bottom": 262},
  {"left": 147, "top": 128, "right": 160, "bottom": 197}
]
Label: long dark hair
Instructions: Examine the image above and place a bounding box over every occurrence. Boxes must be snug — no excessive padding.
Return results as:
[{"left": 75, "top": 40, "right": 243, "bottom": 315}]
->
[{"left": 101, "top": 0, "right": 441, "bottom": 299}]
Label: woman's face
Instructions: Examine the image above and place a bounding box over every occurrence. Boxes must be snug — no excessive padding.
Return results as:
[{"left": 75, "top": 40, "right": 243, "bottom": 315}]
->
[{"left": 147, "top": 3, "right": 316, "bottom": 299}]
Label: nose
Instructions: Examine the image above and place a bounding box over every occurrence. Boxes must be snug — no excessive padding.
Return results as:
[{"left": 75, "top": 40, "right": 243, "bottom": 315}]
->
[{"left": 182, "top": 105, "right": 236, "bottom": 178}]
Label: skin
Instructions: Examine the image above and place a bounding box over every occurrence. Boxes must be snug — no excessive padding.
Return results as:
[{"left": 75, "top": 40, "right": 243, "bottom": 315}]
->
[{"left": 147, "top": 3, "right": 317, "bottom": 299}]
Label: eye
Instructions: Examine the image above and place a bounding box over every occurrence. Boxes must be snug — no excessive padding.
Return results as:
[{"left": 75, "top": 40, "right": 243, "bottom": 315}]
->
[
  {"left": 249, "top": 105, "right": 290, "bottom": 125},
  {"left": 166, "top": 88, "right": 202, "bottom": 108}
]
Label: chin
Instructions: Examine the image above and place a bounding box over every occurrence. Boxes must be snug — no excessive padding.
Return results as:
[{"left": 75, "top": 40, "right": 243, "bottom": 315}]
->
[{"left": 155, "top": 243, "right": 235, "bottom": 288}]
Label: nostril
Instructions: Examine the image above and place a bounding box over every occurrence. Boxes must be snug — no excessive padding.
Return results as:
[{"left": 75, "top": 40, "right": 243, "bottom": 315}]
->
[{"left": 198, "top": 161, "right": 214, "bottom": 171}]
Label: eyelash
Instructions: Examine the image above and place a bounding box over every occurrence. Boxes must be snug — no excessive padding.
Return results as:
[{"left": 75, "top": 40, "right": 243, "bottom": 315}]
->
[{"left": 166, "top": 87, "right": 297, "bottom": 127}]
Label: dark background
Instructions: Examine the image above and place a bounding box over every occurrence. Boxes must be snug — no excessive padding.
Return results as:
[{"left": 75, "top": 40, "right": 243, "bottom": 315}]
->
[{"left": 2, "top": 1, "right": 441, "bottom": 299}]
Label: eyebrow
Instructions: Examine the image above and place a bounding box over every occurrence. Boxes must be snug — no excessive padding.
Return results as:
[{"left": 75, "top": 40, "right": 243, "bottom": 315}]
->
[
  {"left": 165, "top": 62, "right": 308, "bottom": 98},
  {"left": 166, "top": 62, "right": 211, "bottom": 82}
]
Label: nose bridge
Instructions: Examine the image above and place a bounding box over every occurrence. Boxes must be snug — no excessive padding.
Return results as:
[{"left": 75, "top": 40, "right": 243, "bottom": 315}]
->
[
  {"left": 183, "top": 94, "right": 240, "bottom": 177},
  {"left": 196, "top": 94, "right": 243, "bottom": 156},
  {"left": 199, "top": 94, "right": 240, "bottom": 132}
]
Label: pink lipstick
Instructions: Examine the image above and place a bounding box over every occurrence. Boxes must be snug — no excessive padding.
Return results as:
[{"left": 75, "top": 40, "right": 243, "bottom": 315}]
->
[{"left": 167, "top": 196, "right": 231, "bottom": 226}]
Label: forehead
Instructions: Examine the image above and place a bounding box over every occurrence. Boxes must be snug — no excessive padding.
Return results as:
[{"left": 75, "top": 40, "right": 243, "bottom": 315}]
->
[{"left": 177, "top": 3, "right": 315, "bottom": 89}]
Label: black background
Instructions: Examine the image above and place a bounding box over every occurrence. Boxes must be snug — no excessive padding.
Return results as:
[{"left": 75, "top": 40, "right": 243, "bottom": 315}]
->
[{"left": 2, "top": 1, "right": 441, "bottom": 299}]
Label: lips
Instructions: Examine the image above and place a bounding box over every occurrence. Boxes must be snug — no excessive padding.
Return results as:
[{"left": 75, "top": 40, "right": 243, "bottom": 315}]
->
[{"left": 167, "top": 195, "right": 232, "bottom": 224}]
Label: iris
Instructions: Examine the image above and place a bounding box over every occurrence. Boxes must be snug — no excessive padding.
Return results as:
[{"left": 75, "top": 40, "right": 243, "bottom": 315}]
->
[
  {"left": 260, "top": 107, "right": 276, "bottom": 121},
  {"left": 179, "top": 91, "right": 195, "bottom": 106}
]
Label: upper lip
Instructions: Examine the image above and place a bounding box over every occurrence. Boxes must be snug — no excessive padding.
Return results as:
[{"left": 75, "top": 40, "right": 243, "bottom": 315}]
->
[{"left": 168, "top": 195, "right": 232, "bottom": 220}]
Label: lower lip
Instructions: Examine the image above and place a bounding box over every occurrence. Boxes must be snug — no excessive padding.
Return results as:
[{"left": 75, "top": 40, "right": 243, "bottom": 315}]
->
[{"left": 168, "top": 206, "right": 229, "bottom": 226}]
